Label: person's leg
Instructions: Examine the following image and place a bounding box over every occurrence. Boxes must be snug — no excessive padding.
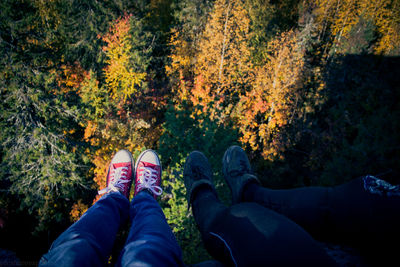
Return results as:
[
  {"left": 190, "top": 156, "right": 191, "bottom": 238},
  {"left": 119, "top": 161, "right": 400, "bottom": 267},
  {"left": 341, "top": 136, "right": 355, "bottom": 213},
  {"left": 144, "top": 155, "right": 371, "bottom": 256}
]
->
[
  {"left": 40, "top": 149, "right": 135, "bottom": 266},
  {"left": 191, "top": 188, "right": 233, "bottom": 265},
  {"left": 243, "top": 176, "right": 400, "bottom": 244},
  {"left": 327, "top": 175, "right": 400, "bottom": 264},
  {"left": 116, "top": 191, "right": 184, "bottom": 266},
  {"left": 186, "top": 151, "right": 336, "bottom": 266},
  {"left": 39, "top": 192, "right": 130, "bottom": 266},
  {"left": 224, "top": 142, "right": 400, "bottom": 264},
  {"left": 223, "top": 146, "right": 400, "bottom": 243},
  {"left": 116, "top": 149, "right": 184, "bottom": 266},
  {"left": 192, "top": 186, "right": 336, "bottom": 266},
  {"left": 243, "top": 182, "right": 332, "bottom": 237}
]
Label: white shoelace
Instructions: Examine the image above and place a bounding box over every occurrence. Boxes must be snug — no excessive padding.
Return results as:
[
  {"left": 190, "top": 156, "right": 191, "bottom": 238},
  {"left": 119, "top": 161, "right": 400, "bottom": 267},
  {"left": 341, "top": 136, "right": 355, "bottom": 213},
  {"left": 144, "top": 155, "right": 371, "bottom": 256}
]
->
[
  {"left": 136, "top": 166, "right": 163, "bottom": 196},
  {"left": 98, "top": 166, "right": 129, "bottom": 194}
]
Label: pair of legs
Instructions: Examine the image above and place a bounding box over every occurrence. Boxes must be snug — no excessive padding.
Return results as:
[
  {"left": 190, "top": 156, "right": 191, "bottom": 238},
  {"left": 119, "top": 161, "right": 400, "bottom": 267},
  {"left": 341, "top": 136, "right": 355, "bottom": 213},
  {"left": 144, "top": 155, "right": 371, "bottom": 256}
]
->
[
  {"left": 40, "top": 150, "right": 183, "bottom": 266},
  {"left": 185, "top": 146, "right": 400, "bottom": 266},
  {"left": 244, "top": 176, "right": 400, "bottom": 244},
  {"left": 243, "top": 176, "right": 400, "bottom": 265}
]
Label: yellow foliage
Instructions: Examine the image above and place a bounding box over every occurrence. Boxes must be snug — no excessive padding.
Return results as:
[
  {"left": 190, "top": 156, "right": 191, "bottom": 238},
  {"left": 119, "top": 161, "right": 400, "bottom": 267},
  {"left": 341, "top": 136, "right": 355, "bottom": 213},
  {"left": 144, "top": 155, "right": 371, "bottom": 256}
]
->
[
  {"left": 84, "top": 121, "right": 97, "bottom": 141},
  {"left": 70, "top": 200, "right": 89, "bottom": 222},
  {"left": 315, "top": 0, "right": 400, "bottom": 55},
  {"left": 237, "top": 30, "right": 304, "bottom": 160},
  {"left": 167, "top": 29, "right": 192, "bottom": 81},
  {"left": 102, "top": 14, "right": 146, "bottom": 101},
  {"left": 192, "top": 0, "right": 254, "bottom": 120}
]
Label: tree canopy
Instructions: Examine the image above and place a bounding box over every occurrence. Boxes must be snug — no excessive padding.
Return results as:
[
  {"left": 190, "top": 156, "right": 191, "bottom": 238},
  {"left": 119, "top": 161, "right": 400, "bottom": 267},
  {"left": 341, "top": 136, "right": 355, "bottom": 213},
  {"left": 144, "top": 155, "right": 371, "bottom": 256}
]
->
[{"left": 1, "top": 0, "right": 399, "bottom": 264}]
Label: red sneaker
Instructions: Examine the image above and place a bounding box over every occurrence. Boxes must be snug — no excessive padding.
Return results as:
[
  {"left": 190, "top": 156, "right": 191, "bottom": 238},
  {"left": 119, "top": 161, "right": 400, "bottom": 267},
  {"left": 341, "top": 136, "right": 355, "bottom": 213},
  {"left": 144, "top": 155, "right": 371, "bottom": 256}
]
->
[
  {"left": 134, "top": 149, "right": 163, "bottom": 198},
  {"left": 98, "top": 150, "right": 134, "bottom": 199}
]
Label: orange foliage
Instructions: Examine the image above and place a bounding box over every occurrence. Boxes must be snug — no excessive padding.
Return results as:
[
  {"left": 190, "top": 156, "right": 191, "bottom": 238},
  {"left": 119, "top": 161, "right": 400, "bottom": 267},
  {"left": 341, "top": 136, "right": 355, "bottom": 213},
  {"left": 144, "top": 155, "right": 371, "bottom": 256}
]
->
[
  {"left": 191, "top": 0, "right": 254, "bottom": 120},
  {"left": 237, "top": 30, "right": 304, "bottom": 160},
  {"left": 55, "top": 62, "right": 87, "bottom": 94},
  {"left": 70, "top": 199, "right": 89, "bottom": 222},
  {"left": 101, "top": 14, "right": 132, "bottom": 50},
  {"left": 83, "top": 121, "right": 97, "bottom": 142},
  {"left": 166, "top": 29, "right": 193, "bottom": 91}
]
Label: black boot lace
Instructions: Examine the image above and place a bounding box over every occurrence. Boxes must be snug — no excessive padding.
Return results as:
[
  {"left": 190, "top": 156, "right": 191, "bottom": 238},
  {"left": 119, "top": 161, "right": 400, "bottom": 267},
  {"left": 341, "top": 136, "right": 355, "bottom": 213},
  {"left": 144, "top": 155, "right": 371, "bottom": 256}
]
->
[
  {"left": 229, "top": 159, "right": 251, "bottom": 177},
  {"left": 192, "top": 165, "right": 209, "bottom": 181}
]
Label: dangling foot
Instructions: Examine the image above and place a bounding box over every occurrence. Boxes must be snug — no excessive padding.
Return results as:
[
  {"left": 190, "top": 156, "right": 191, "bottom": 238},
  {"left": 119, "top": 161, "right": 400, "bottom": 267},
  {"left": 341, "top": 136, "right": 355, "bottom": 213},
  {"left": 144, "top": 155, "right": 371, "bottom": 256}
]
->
[
  {"left": 183, "top": 151, "right": 216, "bottom": 207},
  {"left": 134, "top": 149, "right": 163, "bottom": 199},
  {"left": 98, "top": 150, "right": 134, "bottom": 199},
  {"left": 222, "top": 146, "right": 260, "bottom": 204}
]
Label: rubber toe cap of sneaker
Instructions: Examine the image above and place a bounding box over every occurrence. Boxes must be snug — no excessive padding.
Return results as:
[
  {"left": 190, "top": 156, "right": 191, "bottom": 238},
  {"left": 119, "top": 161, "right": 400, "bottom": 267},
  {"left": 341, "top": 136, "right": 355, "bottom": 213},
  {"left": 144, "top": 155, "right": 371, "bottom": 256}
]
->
[
  {"left": 139, "top": 150, "right": 160, "bottom": 166},
  {"left": 111, "top": 150, "right": 133, "bottom": 164}
]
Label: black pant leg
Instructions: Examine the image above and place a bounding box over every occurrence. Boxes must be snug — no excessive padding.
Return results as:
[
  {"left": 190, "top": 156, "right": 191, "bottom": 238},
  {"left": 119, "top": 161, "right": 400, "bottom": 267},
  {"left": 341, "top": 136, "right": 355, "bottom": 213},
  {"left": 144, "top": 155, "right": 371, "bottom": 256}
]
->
[
  {"left": 243, "top": 176, "right": 400, "bottom": 265},
  {"left": 192, "top": 188, "right": 336, "bottom": 266},
  {"left": 243, "top": 182, "right": 332, "bottom": 237}
]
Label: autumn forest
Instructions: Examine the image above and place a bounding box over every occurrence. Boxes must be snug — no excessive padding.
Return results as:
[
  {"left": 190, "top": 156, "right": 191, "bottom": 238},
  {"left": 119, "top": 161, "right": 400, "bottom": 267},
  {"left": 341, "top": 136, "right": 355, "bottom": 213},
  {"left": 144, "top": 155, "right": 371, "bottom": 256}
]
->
[{"left": 1, "top": 0, "right": 400, "bottom": 264}]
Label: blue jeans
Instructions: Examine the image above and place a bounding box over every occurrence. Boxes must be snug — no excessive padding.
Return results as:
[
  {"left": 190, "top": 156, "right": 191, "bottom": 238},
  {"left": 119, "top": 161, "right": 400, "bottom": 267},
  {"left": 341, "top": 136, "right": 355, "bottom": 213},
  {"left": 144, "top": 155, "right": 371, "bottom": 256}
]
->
[{"left": 39, "top": 192, "right": 184, "bottom": 266}]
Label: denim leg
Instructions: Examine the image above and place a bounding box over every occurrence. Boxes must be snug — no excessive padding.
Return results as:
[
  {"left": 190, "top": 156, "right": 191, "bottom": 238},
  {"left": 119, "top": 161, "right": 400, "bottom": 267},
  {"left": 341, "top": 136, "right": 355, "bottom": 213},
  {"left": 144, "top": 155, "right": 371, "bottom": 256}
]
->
[
  {"left": 39, "top": 192, "right": 129, "bottom": 267},
  {"left": 116, "top": 191, "right": 184, "bottom": 267}
]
